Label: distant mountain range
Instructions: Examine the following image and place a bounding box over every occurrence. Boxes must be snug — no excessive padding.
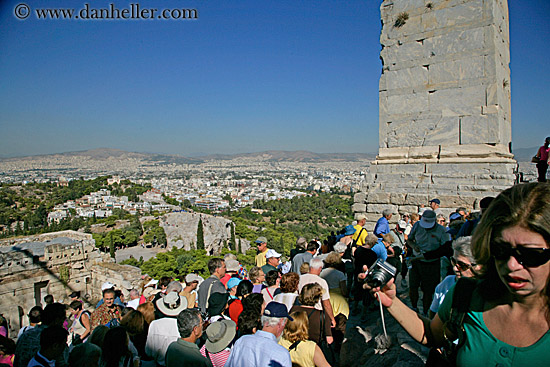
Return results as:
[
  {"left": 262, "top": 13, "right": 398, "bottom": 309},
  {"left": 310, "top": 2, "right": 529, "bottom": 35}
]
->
[
  {"left": 2, "top": 146, "right": 536, "bottom": 164},
  {"left": 1, "top": 148, "right": 377, "bottom": 164},
  {"left": 511, "top": 146, "right": 540, "bottom": 162}
]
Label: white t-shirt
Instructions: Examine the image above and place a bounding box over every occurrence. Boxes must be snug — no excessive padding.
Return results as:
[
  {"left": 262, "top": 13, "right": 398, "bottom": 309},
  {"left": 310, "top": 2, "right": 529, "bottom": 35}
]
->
[
  {"left": 430, "top": 275, "right": 457, "bottom": 313},
  {"left": 298, "top": 273, "right": 330, "bottom": 311},
  {"left": 126, "top": 298, "right": 140, "bottom": 310}
]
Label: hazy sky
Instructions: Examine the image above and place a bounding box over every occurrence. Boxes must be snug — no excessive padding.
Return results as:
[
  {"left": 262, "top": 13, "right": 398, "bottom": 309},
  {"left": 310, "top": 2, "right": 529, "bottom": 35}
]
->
[{"left": 0, "top": 0, "right": 549, "bottom": 157}]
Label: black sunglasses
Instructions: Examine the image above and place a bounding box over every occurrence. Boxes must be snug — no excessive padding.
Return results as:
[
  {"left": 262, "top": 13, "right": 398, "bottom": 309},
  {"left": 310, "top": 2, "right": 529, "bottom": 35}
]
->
[
  {"left": 450, "top": 257, "right": 476, "bottom": 272},
  {"left": 491, "top": 241, "right": 550, "bottom": 268}
]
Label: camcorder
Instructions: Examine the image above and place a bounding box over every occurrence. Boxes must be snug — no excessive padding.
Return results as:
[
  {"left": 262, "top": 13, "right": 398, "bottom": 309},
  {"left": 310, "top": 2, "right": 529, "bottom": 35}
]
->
[{"left": 364, "top": 259, "right": 397, "bottom": 288}]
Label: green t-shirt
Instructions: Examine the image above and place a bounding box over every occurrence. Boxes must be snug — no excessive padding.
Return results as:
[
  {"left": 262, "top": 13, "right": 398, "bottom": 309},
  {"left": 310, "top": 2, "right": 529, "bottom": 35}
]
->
[{"left": 438, "top": 284, "right": 550, "bottom": 367}]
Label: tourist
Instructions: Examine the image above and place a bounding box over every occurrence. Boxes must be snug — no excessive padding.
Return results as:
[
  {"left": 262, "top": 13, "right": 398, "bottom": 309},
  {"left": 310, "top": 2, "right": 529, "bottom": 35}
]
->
[
  {"left": 298, "top": 258, "right": 336, "bottom": 328},
  {"left": 374, "top": 209, "right": 393, "bottom": 238},
  {"left": 145, "top": 292, "right": 188, "bottom": 367},
  {"left": 126, "top": 289, "right": 141, "bottom": 310},
  {"left": 290, "top": 237, "right": 307, "bottom": 261},
  {"left": 407, "top": 209, "right": 449, "bottom": 314},
  {"left": 227, "top": 280, "right": 253, "bottom": 324},
  {"left": 165, "top": 309, "right": 212, "bottom": 367},
  {"left": 456, "top": 196, "right": 494, "bottom": 239},
  {"left": 320, "top": 252, "right": 349, "bottom": 352},
  {"left": 17, "top": 306, "right": 42, "bottom": 339},
  {"left": 206, "top": 292, "right": 230, "bottom": 323},
  {"left": 14, "top": 303, "right": 67, "bottom": 367},
  {"left": 367, "top": 183, "right": 550, "bottom": 367},
  {"left": 221, "top": 259, "right": 240, "bottom": 287},
  {"left": 248, "top": 266, "right": 266, "bottom": 293},
  {"left": 261, "top": 270, "right": 281, "bottom": 305},
  {"left": 68, "top": 301, "right": 91, "bottom": 345},
  {"left": 290, "top": 283, "right": 332, "bottom": 345},
  {"left": 273, "top": 272, "right": 300, "bottom": 312},
  {"left": 352, "top": 234, "right": 379, "bottom": 318},
  {"left": 352, "top": 214, "right": 368, "bottom": 247},
  {"left": 27, "top": 325, "right": 68, "bottom": 367},
  {"left": 261, "top": 249, "right": 282, "bottom": 274},
  {"left": 226, "top": 277, "right": 241, "bottom": 300},
  {"left": 0, "top": 335, "right": 15, "bottom": 366},
  {"left": 136, "top": 302, "right": 155, "bottom": 325},
  {"left": 68, "top": 343, "right": 101, "bottom": 367},
  {"left": 254, "top": 236, "right": 269, "bottom": 267},
  {"left": 153, "top": 281, "right": 183, "bottom": 319},
  {"left": 226, "top": 302, "right": 292, "bottom": 367},
  {"left": 197, "top": 258, "right": 227, "bottom": 314},
  {"left": 199, "top": 320, "right": 236, "bottom": 367},
  {"left": 88, "top": 326, "right": 109, "bottom": 350},
  {"left": 181, "top": 274, "right": 203, "bottom": 308},
  {"left": 291, "top": 241, "right": 317, "bottom": 274},
  {"left": 535, "top": 136, "right": 550, "bottom": 182},
  {"left": 429, "top": 198, "right": 443, "bottom": 216},
  {"left": 91, "top": 288, "right": 123, "bottom": 329},
  {"left": 100, "top": 326, "right": 138, "bottom": 367},
  {"left": 428, "top": 236, "right": 479, "bottom": 318},
  {"left": 320, "top": 253, "right": 348, "bottom": 319},
  {"left": 120, "top": 309, "right": 148, "bottom": 363},
  {"left": 278, "top": 310, "right": 331, "bottom": 367}
]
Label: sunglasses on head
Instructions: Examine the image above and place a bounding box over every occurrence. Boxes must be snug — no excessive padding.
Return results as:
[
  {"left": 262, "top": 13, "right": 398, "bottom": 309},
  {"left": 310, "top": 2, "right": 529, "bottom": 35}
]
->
[
  {"left": 491, "top": 241, "right": 550, "bottom": 268},
  {"left": 450, "top": 257, "right": 476, "bottom": 272}
]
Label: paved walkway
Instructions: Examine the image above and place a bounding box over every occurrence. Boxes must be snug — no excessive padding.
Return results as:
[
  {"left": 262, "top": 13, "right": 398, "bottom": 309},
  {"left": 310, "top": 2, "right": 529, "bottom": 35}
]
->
[
  {"left": 115, "top": 245, "right": 163, "bottom": 263},
  {"left": 339, "top": 274, "right": 429, "bottom": 367}
]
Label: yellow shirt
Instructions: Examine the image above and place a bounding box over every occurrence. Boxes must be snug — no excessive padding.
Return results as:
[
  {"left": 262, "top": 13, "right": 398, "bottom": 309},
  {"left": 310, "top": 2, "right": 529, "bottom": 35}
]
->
[
  {"left": 279, "top": 338, "right": 316, "bottom": 367},
  {"left": 255, "top": 249, "right": 268, "bottom": 267},
  {"left": 352, "top": 225, "right": 368, "bottom": 246}
]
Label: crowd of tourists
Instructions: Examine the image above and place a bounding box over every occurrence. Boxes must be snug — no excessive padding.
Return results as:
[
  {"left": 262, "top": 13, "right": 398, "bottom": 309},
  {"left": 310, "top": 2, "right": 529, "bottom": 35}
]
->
[{"left": 1, "top": 182, "right": 549, "bottom": 367}]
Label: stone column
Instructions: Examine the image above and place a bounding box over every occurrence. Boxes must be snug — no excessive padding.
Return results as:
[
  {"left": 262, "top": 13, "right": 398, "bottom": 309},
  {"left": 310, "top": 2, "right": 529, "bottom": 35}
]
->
[{"left": 355, "top": 0, "right": 516, "bottom": 230}]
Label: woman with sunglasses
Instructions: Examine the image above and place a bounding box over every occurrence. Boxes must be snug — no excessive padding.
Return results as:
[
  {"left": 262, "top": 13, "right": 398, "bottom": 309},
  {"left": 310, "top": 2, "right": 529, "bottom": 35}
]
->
[
  {"left": 428, "top": 236, "right": 480, "bottom": 319},
  {"left": 364, "top": 183, "right": 550, "bottom": 367}
]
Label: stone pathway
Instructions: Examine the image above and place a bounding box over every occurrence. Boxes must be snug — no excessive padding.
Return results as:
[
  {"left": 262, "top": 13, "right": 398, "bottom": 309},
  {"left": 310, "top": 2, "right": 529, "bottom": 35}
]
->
[
  {"left": 339, "top": 275, "right": 429, "bottom": 367},
  {"left": 115, "top": 245, "right": 162, "bottom": 263}
]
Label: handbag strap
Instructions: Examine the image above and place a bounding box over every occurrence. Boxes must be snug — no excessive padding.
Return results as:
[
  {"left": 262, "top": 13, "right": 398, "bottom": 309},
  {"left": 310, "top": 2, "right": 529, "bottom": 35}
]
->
[
  {"left": 444, "top": 278, "right": 477, "bottom": 349},
  {"left": 289, "top": 340, "right": 301, "bottom": 351},
  {"left": 205, "top": 281, "right": 215, "bottom": 310}
]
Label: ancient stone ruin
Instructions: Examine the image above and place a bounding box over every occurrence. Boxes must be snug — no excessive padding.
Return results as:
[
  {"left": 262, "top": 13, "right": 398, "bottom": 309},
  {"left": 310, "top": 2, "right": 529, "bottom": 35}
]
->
[
  {"left": 355, "top": 0, "right": 516, "bottom": 229},
  {"left": 0, "top": 230, "right": 141, "bottom": 335},
  {"left": 161, "top": 212, "right": 250, "bottom": 254}
]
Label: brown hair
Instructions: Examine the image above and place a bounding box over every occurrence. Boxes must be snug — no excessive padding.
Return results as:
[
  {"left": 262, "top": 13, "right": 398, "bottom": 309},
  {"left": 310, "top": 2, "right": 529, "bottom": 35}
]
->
[
  {"left": 249, "top": 266, "right": 264, "bottom": 284},
  {"left": 382, "top": 233, "right": 395, "bottom": 245},
  {"left": 298, "top": 283, "right": 323, "bottom": 307},
  {"left": 282, "top": 311, "right": 309, "bottom": 343},
  {"left": 323, "top": 252, "right": 342, "bottom": 268},
  {"left": 472, "top": 183, "right": 550, "bottom": 304},
  {"left": 120, "top": 309, "right": 145, "bottom": 336},
  {"left": 299, "top": 262, "right": 310, "bottom": 275},
  {"left": 137, "top": 302, "right": 155, "bottom": 325},
  {"left": 280, "top": 272, "right": 300, "bottom": 293}
]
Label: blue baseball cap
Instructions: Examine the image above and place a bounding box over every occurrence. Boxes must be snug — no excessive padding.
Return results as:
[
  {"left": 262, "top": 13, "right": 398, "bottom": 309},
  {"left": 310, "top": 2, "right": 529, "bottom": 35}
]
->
[
  {"left": 344, "top": 225, "right": 356, "bottom": 236},
  {"left": 263, "top": 302, "right": 294, "bottom": 321},
  {"left": 226, "top": 277, "right": 241, "bottom": 290}
]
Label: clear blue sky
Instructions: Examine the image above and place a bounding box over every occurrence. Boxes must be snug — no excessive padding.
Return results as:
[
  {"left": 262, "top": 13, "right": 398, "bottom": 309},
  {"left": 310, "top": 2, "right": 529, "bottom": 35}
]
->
[{"left": 0, "top": 0, "right": 548, "bottom": 157}]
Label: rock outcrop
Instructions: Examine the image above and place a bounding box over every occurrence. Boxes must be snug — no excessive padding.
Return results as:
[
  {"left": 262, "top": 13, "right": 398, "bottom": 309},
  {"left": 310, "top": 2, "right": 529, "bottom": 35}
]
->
[{"left": 160, "top": 212, "right": 249, "bottom": 255}]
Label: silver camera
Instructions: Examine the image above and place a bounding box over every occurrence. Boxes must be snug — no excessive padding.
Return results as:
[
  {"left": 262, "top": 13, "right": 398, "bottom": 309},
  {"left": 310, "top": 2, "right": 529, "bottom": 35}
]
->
[{"left": 365, "top": 259, "right": 397, "bottom": 288}]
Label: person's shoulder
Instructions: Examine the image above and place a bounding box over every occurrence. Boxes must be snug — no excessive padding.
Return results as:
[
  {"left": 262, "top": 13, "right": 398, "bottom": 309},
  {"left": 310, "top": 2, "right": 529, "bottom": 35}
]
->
[{"left": 437, "top": 275, "right": 456, "bottom": 291}]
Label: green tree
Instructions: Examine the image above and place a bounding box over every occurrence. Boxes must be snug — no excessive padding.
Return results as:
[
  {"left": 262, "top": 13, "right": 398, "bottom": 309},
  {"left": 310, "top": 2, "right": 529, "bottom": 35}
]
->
[
  {"left": 230, "top": 222, "right": 236, "bottom": 251},
  {"left": 196, "top": 218, "right": 205, "bottom": 250},
  {"left": 109, "top": 232, "right": 115, "bottom": 258}
]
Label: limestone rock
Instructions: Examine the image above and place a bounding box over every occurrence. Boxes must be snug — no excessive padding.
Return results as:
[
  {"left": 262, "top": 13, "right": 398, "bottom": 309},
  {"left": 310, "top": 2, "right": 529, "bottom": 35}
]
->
[{"left": 161, "top": 212, "right": 232, "bottom": 255}]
